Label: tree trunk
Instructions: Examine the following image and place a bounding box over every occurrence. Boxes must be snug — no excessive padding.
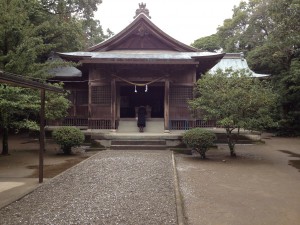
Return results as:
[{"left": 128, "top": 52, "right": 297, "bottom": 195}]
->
[
  {"left": 229, "top": 147, "right": 236, "bottom": 157},
  {"left": 200, "top": 148, "right": 206, "bottom": 159},
  {"left": 62, "top": 146, "right": 72, "bottom": 155},
  {"left": 1, "top": 127, "right": 9, "bottom": 155},
  {"left": 226, "top": 128, "right": 236, "bottom": 157}
]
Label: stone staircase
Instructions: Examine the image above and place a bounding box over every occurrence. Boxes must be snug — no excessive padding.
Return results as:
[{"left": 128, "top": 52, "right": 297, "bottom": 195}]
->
[
  {"left": 91, "top": 118, "right": 182, "bottom": 150},
  {"left": 110, "top": 139, "right": 167, "bottom": 150},
  {"left": 104, "top": 118, "right": 168, "bottom": 150}
]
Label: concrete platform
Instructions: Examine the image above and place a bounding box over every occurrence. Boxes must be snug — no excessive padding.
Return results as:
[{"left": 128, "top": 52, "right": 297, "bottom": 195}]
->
[
  {"left": 0, "top": 178, "right": 42, "bottom": 209},
  {"left": 47, "top": 119, "right": 262, "bottom": 149}
]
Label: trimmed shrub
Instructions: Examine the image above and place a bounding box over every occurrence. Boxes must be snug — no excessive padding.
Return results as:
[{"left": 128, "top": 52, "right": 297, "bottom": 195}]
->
[
  {"left": 52, "top": 126, "right": 85, "bottom": 155},
  {"left": 182, "top": 128, "right": 216, "bottom": 159}
]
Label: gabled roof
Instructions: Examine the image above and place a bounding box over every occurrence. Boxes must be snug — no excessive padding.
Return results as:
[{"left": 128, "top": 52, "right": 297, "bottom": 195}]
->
[
  {"left": 87, "top": 13, "right": 199, "bottom": 52},
  {"left": 58, "top": 7, "right": 225, "bottom": 75},
  {"left": 210, "top": 53, "right": 269, "bottom": 78}
]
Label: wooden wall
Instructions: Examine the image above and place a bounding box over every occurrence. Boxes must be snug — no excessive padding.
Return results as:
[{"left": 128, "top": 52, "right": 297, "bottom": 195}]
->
[
  {"left": 60, "top": 64, "right": 197, "bottom": 129},
  {"left": 169, "top": 66, "right": 195, "bottom": 120},
  {"left": 89, "top": 66, "right": 112, "bottom": 119},
  {"left": 64, "top": 82, "right": 88, "bottom": 118}
]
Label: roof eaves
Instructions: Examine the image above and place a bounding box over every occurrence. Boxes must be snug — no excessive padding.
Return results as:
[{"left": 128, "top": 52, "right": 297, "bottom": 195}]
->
[
  {"left": 57, "top": 52, "right": 92, "bottom": 61},
  {"left": 80, "top": 58, "right": 199, "bottom": 65}
]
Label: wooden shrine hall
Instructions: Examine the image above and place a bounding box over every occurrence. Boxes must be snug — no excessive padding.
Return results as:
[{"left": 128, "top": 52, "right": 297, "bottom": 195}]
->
[{"left": 51, "top": 3, "right": 225, "bottom": 132}]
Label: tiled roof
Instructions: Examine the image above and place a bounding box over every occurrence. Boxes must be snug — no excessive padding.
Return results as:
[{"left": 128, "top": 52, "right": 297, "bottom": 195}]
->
[
  {"left": 59, "top": 50, "right": 222, "bottom": 60},
  {"left": 210, "top": 53, "right": 269, "bottom": 78}
]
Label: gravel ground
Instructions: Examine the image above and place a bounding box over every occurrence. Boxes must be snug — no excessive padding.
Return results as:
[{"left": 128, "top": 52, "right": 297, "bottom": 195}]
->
[{"left": 0, "top": 150, "right": 177, "bottom": 225}]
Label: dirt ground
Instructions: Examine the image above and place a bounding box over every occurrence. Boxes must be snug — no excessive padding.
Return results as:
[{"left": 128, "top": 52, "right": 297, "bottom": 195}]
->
[
  {"left": 0, "top": 133, "right": 98, "bottom": 208},
  {"left": 1, "top": 133, "right": 300, "bottom": 225},
  {"left": 0, "top": 134, "right": 96, "bottom": 179},
  {"left": 176, "top": 133, "right": 300, "bottom": 225}
]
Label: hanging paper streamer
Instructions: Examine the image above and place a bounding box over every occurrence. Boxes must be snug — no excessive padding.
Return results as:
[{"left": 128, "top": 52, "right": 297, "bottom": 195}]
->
[
  {"left": 112, "top": 74, "right": 166, "bottom": 87},
  {"left": 111, "top": 74, "right": 167, "bottom": 94}
]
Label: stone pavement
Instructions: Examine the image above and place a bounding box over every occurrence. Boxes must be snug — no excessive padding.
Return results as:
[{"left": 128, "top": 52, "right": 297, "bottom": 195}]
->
[
  {"left": 0, "top": 178, "right": 41, "bottom": 209},
  {"left": 0, "top": 150, "right": 178, "bottom": 225}
]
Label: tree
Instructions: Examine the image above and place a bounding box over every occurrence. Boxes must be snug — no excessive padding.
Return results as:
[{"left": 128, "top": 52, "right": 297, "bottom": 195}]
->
[
  {"left": 81, "top": 19, "right": 114, "bottom": 48},
  {"left": 40, "top": 0, "right": 102, "bottom": 19},
  {"left": 191, "top": 34, "right": 221, "bottom": 52},
  {"left": 0, "top": 86, "right": 39, "bottom": 155},
  {"left": 45, "top": 84, "right": 71, "bottom": 120},
  {"left": 0, "top": 84, "right": 70, "bottom": 155},
  {"left": 277, "top": 59, "right": 300, "bottom": 135},
  {"left": 216, "top": 0, "right": 273, "bottom": 56},
  {"left": 0, "top": 0, "right": 66, "bottom": 154},
  {"left": 39, "top": 0, "right": 110, "bottom": 49},
  {"left": 192, "top": 0, "right": 300, "bottom": 135},
  {"left": 1, "top": 0, "right": 109, "bottom": 76},
  {"left": 0, "top": 0, "right": 108, "bottom": 154},
  {"left": 189, "top": 69, "right": 277, "bottom": 156}
]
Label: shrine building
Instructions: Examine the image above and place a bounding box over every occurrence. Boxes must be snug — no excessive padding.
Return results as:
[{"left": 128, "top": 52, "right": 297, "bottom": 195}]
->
[{"left": 51, "top": 3, "right": 225, "bottom": 133}]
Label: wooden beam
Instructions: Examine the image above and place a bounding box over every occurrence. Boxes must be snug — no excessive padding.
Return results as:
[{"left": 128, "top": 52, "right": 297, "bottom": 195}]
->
[
  {"left": 39, "top": 89, "right": 45, "bottom": 183},
  {"left": 111, "top": 78, "right": 116, "bottom": 130},
  {"left": 0, "top": 70, "right": 64, "bottom": 93},
  {"left": 164, "top": 78, "right": 170, "bottom": 131}
]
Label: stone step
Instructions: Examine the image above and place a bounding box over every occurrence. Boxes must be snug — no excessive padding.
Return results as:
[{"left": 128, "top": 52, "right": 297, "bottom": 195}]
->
[
  {"left": 110, "top": 139, "right": 167, "bottom": 150},
  {"left": 111, "top": 140, "right": 166, "bottom": 145},
  {"left": 110, "top": 145, "right": 168, "bottom": 150}
]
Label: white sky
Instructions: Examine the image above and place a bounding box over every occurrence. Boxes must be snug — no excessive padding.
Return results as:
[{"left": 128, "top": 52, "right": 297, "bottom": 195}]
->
[{"left": 95, "top": 0, "right": 244, "bottom": 45}]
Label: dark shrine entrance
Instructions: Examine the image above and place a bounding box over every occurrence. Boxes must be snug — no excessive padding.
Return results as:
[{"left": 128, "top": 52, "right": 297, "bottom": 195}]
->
[{"left": 119, "top": 85, "right": 164, "bottom": 118}]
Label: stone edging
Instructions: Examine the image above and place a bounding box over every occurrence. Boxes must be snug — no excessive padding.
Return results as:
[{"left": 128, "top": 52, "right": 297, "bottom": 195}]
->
[{"left": 172, "top": 151, "right": 187, "bottom": 225}]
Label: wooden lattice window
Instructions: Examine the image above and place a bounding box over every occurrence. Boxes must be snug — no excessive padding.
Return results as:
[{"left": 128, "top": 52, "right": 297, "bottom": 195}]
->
[
  {"left": 170, "top": 86, "right": 193, "bottom": 105},
  {"left": 91, "top": 86, "right": 111, "bottom": 105}
]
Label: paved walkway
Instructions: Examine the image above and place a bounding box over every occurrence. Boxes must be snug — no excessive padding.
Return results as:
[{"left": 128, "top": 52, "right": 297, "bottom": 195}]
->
[
  {"left": 0, "top": 178, "right": 41, "bottom": 209},
  {"left": 0, "top": 151, "right": 177, "bottom": 225}
]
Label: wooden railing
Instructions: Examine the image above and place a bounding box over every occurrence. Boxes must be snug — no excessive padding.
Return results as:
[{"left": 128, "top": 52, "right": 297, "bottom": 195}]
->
[
  {"left": 47, "top": 117, "right": 118, "bottom": 130},
  {"left": 194, "top": 120, "right": 217, "bottom": 128},
  {"left": 169, "top": 120, "right": 217, "bottom": 130},
  {"left": 46, "top": 117, "right": 88, "bottom": 127},
  {"left": 169, "top": 120, "right": 191, "bottom": 130},
  {"left": 88, "top": 119, "right": 112, "bottom": 129},
  {"left": 62, "top": 117, "right": 88, "bottom": 127},
  {"left": 48, "top": 118, "right": 216, "bottom": 130}
]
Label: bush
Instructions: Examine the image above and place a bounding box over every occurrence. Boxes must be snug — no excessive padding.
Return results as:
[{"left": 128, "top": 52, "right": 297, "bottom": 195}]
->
[
  {"left": 52, "top": 126, "right": 85, "bottom": 154},
  {"left": 182, "top": 128, "right": 216, "bottom": 159}
]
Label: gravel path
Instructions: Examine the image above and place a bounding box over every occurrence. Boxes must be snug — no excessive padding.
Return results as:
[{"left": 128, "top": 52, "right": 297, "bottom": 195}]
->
[{"left": 0, "top": 150, "right": 177, "bottom": 225}]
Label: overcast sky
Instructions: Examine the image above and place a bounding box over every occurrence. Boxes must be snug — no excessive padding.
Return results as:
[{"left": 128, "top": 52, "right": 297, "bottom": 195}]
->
[{"left": 95, "top": 0, "right": 244, "bottom": 45}]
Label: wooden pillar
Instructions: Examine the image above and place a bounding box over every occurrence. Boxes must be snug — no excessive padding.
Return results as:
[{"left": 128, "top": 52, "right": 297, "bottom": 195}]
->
[
  {"left": 111, "top": 78, "right": 116, "bottom": 130},
  {"left": 87, "top": 67, "right": 94, "bottom": 129},
  {"left": 73, "top": 90, "right": 77, "bottom": 117},
  {"left": 88, "top": 83, "right": 92, "bottom": 128},
  {"left": 164, "top": 78, "right": 170, "bottom": 132},
  {"left": 39, "top": 89, "right": 45, "bottom": 183}
]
